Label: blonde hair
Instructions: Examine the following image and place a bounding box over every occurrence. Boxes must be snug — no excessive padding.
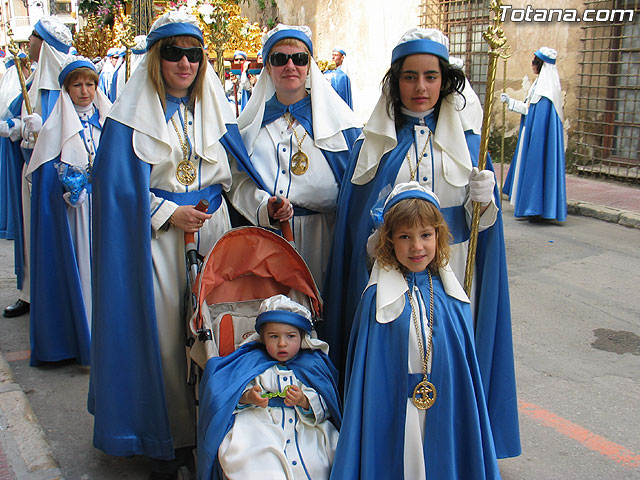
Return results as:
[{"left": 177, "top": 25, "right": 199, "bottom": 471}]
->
[
  {"left": 147, "top": 35, "right": 207, "bottom": 112},
  {"left": 374, "top": 198, "right": 451, "bottom": 273},
  {"left": 265, "top": 38, "right": 311, "bottom": 78}
]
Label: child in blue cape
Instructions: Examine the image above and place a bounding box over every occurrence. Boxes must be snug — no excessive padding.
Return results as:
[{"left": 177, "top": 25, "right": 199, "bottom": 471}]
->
[
  {"left": 331, "top": 182, "right": 501, "bottom": 480},
  {"left": 197, "top": 295, "right": 341, "bottom": 480}
]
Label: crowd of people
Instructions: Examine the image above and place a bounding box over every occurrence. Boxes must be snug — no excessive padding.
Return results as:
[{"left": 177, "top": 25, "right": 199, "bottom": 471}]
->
[{"left": 0, "top": 9, "right": 569, "bottom": 480}]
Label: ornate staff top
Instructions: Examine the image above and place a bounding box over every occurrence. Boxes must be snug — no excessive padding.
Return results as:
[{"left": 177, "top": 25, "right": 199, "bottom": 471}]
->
[{"left": 463, "top": 0, "right": 510, "bottom": 296}]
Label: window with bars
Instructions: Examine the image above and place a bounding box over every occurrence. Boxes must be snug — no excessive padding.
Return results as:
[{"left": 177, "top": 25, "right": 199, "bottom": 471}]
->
[
  {"left": 576, "top": 0, "right": 639, "bottom": 180},
  {"left": 419, "top": 0, "right": 490, "bottom": 104}
]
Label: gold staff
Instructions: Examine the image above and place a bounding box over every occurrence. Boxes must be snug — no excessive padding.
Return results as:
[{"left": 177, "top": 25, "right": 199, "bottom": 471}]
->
[
  {"left": 6, "top": 28, "right": 37, "bottom": 141},
  {"left": 499, "top": 48, "right": 510, "bottom": 200},
  {"left": 463, "top": 0, "right": 509, "bottom": 296}
]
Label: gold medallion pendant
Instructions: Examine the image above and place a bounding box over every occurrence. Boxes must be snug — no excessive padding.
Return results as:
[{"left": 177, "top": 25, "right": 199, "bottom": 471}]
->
[
  {"left": 176, "top": 160, "right": 197, "bottom": 186},
  {"left": 412, "top": 378, "right": 437, "bottom": 410},
  {"left": 291, "top": 151, "right": 309, "bottom": 175}
]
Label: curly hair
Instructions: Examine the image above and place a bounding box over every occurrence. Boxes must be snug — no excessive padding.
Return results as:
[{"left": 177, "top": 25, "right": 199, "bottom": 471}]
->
[
  {"left": 147, "top": 35, "right": 207, "bottom": 112},
  {"left": 374, "top": 198, "right": 451, "bottom": 274},
  {"left": 381, "top": 55, "right": 466, "bottom": 130}
]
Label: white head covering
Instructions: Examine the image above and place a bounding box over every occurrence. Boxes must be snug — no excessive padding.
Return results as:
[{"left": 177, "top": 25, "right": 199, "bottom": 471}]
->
[
  {"left": 364, "top": 182, "right": 469, "bottom": 324},
  {"left": 27, "top": 54, "right": 112, "bottom": 175},
  {"left": 107, "top": 10, "right": 236, "bottom": 167},
  {"left": 352, "top": 28, "right": 476, "bottom": 186},
  {"left": 237, "top": 23, "right": 360, "bottom": 155},
  {"left": 0, "top": 56, "right": 25, "bottom": 119},
  {"left": 531, "top": 47, "right": 563, "bottom": 121},
  {"left": 244, "top": 294, "right": 329, "bottom": 354},
  {"left": 27, "top": 16, "right": 73, "bottom": 114}
]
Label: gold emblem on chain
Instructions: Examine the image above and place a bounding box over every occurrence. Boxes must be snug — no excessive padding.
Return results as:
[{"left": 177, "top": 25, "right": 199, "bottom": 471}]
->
[
  {"left": 406, "top": 130, "right": 431, "bottom": 181},
  {"left": 408, "top": 270, "right": 437, "bottom": 410},
  {"left": 172, "top": 106, "right": 197, "bottom": 186},
  {"left": 287, "top": 113, "right": 309, "bottom": 176}
]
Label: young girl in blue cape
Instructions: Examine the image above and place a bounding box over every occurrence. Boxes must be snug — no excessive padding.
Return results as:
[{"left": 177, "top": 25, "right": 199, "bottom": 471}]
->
[
  {"left": 321, "top": 27, "right": 520, "bottom": 459},
  {"left": 197, "top": 295, "right": 341, "bottom": 480},
  {"left": 331, "top": 182, "right": 500, "bottom": 480}
]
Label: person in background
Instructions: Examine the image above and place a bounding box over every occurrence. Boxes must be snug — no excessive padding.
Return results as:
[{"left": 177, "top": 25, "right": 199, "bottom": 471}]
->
[
  {"left": 324, "top": 46, "right": 352, "bottom": 109},
  {"left": 25, "top": 56, "right": 111, "bottom": 365},
  {"left": 501, "top": 47, "right": 566, "bottom": 222}
]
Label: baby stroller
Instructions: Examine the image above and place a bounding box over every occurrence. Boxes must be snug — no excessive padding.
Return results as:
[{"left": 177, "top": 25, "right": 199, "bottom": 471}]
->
[{"left": 184, "top": 226, "right": 322, "bottom": 477}]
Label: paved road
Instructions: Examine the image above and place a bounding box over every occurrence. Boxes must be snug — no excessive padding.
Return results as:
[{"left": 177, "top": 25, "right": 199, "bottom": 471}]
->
[{"left": 1, "top": 202, "right": 639, "bottom": 479}]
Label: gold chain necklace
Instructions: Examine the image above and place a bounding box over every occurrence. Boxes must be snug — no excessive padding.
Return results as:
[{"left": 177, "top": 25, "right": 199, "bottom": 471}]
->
[
  {"left": 286, "top": 113, "right": 309, "bottom": 176},
  {"left": 405, "top": 130, "right": 431, "bottom": 181},
  {"left": 172, "top": 105, "right": 197, "bottom": 186},
  {"left": 407, "top": 270, "right": 436, "bottom": 410}
]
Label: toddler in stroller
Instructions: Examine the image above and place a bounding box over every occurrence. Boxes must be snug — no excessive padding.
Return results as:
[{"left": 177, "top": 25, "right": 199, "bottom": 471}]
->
[{"left": 196, "top": 294, "right": 341, "bottom": 479}]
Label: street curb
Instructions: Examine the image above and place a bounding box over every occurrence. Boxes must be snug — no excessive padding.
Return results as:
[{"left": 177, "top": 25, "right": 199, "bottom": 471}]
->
[
  {"left": 567, "top": 200, "right": 640, "bottom": 230},
  {"left": 0, "top": 352, "right": 63, "bottom": 480}
]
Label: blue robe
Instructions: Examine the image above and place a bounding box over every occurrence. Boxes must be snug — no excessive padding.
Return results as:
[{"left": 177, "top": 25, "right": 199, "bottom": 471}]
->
[
  {"left": 323, "top": 69, "right": 353, "bottom": 109},
  {"left": 330, "top": 271, "right": 500, "bottom": 479},
  {"left": 88, "top": 118, "right": 254, "bottom": 460},
  {"left": 197, "top": 342, "right": 342, "bottom": 480},
  {"left": 502, "top": 97, "right": 566, "bottom": 221},
  {"left": 321, "top": 113, "right": 521, "bottom": 459}
]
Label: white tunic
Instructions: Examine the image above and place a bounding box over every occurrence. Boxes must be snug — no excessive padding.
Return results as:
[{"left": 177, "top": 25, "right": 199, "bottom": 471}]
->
[
  {"left": 230, "top": 114, "right": 338, "bottom": 287},
  {"left": 149, "top": 105, "right": 233, "bottom": 448},
  {"left": 219, "top": 364, "right": 338, "bottom": 479}
]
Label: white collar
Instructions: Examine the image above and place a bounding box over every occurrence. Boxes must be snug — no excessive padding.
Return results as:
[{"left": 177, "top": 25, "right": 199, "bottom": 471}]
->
[
  {"left": 365, "top": 261, "right": 469, "bottom": 324},
  {"left": 237, "top": 58, "right": 361, "bottom": 155}
]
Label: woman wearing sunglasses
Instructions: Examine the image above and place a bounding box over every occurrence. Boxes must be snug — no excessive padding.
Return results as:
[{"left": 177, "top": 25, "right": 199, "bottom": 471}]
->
[
  {"left": 228, "top": 24, "right": 361, "bottom": 289},
  {"left": 88, "top": 11, "right": 251, "bottom": 479}
]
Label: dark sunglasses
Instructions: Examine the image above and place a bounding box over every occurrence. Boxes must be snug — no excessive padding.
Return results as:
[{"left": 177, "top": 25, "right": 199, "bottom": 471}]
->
[
  {"left": 269, "top": 52, "right": 309, "bottom": 67},
  {"left": 31, "top": 30, "right": 43, "bottom": 40},
  {"left": 160, "top": 44, "right": 203, "bottom": 63}
]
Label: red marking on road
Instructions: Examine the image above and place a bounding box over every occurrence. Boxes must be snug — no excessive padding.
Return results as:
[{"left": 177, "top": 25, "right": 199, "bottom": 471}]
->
[
  {"left": 4, "top": 350, "right": 30, "bottom": 362},
  {"left": 519, "top": 400, "right": 640, "bottom": 469},
  {"left": 0, "top": 442, "right": 15, "bottom": 480}
]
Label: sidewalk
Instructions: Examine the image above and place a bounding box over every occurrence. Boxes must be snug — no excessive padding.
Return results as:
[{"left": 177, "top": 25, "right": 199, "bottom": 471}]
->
[{"left": 0, "top": 172, "right": 638, "bottom": 480}]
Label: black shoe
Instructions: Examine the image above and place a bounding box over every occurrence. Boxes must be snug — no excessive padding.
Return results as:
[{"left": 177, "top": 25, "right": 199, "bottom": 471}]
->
[{"left": 4, "top": 299, "right": 29, "bottom": 318}]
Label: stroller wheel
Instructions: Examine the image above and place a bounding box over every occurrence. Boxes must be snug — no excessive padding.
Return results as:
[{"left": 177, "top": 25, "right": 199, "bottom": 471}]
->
[{"left": 177, "top": 466, "right": 192, "bottom": 480}]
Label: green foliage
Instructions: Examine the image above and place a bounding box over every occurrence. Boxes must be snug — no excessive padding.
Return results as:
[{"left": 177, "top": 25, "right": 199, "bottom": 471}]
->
[
  {"left": 78, "top": 0, "right": 121, "bottom": 26},
  {"left": 258, "top": 0, "right": 265, "bottom": 10},
  {"left": 267, "top": 18, "right": 276, "bottom": 28}
]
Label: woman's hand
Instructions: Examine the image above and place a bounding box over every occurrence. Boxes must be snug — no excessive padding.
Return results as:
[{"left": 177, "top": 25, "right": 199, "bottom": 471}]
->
[
  {"left": 240, "top": 385, "right": 268, "bottom": 408},
  {"left": 169, "top": 205, "right": 212, "bottom": 233},
  {"left": 267, "top": 196, "right": 294, "bottom": 221},
  {"left": 284, "top": 385, "right": 310, "bottom": 410}
]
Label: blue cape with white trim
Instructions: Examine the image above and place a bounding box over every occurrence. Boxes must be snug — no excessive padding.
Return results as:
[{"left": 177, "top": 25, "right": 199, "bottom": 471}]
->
[
  {"left": 88, "top": 117, "right": 253, "bottom": 460},
  {"left": 502, "top": 96, "right": 566, "bottom": 221},
  {"left": 321, "top": 114, "right": 521, "bottom": 458},
  {"left": 29, "top": 152, "right": 91, "bottom": 365},
  {"left": 197, "top": 341, "right": 341, "bottom": 480},
  {"left": 330, "top": 272, "right": 501, "bottom": 479}
]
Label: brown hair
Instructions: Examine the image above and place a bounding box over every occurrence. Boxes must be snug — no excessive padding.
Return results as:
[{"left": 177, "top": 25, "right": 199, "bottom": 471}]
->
[
  {"left": 374, "top": 197, "right": 451, "bottom": 273},
  {"left": 63, "top": 67, "right": 99, "bottom": 92},
  {"left": 147, "top": 35, "right": 207, "bottom": 112}
]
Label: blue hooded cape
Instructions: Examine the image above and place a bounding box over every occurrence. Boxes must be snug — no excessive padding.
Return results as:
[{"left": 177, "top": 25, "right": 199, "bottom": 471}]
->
[
  {"left": 330, "top": 271, "right": 501, "bottom": 479},
  {"left": 197, "top": 341, "right": 342, "bottom": 480},
  {"left": 88, "top": 118, "right": 254, "bottom": 460},
  {"left": 238, "top": 94, "right": 361, "bottom": 195},
  {"left": 323, "top": 69, "right": 353, "bottom": 109},
  {"left": 321, "top": 114, "right": 521, "bottom": 459},
  {"left": 502, "top": 96, "right": 566, "bottom": 221}
]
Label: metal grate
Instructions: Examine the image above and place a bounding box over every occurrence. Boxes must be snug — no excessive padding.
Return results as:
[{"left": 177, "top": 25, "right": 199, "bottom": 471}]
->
[
  {"left": 575, "top": 0, "right": 639, "bottom": 180},
  {"left": 419, "top": 0, "right": 490, "bottom": 104}
]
